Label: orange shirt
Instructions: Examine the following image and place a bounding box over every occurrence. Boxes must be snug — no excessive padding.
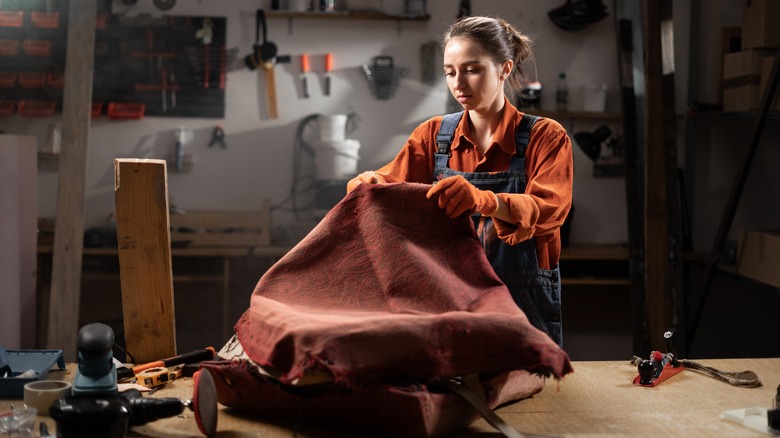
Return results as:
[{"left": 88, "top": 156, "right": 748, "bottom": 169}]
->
[{"left": 372, "top": 99, "right": 573, "bottom": 270}]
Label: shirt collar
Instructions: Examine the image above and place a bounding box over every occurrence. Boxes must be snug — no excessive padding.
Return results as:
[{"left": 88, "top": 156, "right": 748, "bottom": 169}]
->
[{"left": 452, "top": 97, "right": 519, "bottom": 155}]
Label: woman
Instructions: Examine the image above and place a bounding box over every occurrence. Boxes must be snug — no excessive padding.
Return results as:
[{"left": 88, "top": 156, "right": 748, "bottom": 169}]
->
[{"left": 346, "top": 16, "right": 573, "bottom": 347}]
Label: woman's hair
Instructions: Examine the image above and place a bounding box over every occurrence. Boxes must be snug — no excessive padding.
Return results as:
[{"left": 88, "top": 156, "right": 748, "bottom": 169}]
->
[{"left": 442, "top": 16, "right": 534, "bottom": 93}]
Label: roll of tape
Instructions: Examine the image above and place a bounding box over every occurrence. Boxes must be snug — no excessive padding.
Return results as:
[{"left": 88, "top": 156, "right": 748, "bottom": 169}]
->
[{"left": 23, "top": 380, "right": 72, "bottom": 416}]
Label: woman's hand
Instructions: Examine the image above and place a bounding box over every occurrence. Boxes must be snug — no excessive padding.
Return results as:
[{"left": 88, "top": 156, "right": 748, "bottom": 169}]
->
[
  {"left": 426, "top": 175, "right": 498, "bottom": 218},
  {"left": 347, "top": 171, "right": 387, "bottom": 194}
]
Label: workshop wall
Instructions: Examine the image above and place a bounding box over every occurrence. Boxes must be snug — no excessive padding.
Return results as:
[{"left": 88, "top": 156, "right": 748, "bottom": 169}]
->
[{"left": 0, "top": 0, "right": 694, "bottom": 247}]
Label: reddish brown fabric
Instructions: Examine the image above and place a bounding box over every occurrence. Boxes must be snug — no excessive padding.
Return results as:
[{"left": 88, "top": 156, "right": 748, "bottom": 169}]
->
[
  {"left": 201, "top": 359, "right": 546, "bottom": 438},
  {"left": 236, "top": 182, "right": 572, "bottom": 387}
]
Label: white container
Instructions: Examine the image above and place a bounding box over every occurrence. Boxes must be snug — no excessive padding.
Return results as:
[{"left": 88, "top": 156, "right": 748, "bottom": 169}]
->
[
  {"left": 318, "top": 114, "right": 348, "bottom": 142},
  {"left": 582, "top": 84, "right": 607, "bottom": 112},
  {"left": 288, "top": 0, "right": 309, "bottom": 11},
  {"left": 313, "top": 139, "right": 361, "bottom": 180}
]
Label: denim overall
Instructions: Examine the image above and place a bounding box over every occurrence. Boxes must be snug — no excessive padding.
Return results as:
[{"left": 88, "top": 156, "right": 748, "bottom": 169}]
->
[{"left": 433, "top": 111, "right": 563, "bottom": 346}]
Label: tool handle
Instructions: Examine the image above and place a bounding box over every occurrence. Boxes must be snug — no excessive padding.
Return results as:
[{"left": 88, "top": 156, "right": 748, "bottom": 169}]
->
[
  {"left": 132, "top": 347, "right": 215, "bottom": 374},
  {"left": 161, "top": 347, "right": 215, "bottom": 367},
  {"left": 300, "top": 53, "right": 310, "bottom": 72},
  {"left": 325, "top": 52, "right": 333, "bottom": 72}
]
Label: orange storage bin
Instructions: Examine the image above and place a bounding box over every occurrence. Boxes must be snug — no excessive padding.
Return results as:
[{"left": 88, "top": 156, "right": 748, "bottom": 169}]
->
[
  {"left": 0, "top": 71, "right": 17, "bottom": 87},
  {"left": 0, "top": 39, "right": 20, "bottom": 56},
  {"left": 18, "top": 100, "right": 56, "bottom": 117},
  {"left": 30, "top": 11, "right": 60, "bottom": 29},
  {"left": 0, "top": 100, "right": 15, "bottom": 116},
  {"left": 0, "top": 11, "right": 23, "bottom": 27},
  {"left": 107, "top": 102, "right": 145, "bottom": 119},
  {"left": 19, "top": 72, "right": 46, "bottom": 88},
  {"left": 22, "top": 40, "right": 52, "bottom": 57}
]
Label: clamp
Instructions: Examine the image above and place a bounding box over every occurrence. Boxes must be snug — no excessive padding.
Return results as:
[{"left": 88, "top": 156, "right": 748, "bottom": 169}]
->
[{"left": 209, "top": 124, "right": 226, "bottom": 148}]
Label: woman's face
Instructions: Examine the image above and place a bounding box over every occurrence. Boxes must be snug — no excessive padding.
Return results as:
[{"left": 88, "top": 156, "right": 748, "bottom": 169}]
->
[{"left": 443, "top": 37, "right": 510, "bottom": 112}]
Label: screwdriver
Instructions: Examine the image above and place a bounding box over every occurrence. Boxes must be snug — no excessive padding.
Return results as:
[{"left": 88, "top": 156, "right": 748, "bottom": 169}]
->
[
  {"left": 324, "top": 52, "right": 333, "bottom": 96},
  {"left": 300, "top": 53, "right": 310, "bottom": 98}
]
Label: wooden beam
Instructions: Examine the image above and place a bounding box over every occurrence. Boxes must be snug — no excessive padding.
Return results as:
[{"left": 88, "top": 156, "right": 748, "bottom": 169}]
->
[
  {"left": 114, "top": 159, "right": 177, "bottom": 363},
  {"left": 47, "top": 0, "right": 97, "bottom": 360},
  {"left": 616, "top": 16, "right": 648, "bottom": 355},
  {"left": 642, "top": 0, "right": 684, "bottom": 351}
]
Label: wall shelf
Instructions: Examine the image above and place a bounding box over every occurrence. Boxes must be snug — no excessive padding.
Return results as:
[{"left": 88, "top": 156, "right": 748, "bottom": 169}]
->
[
  {"left": 535, "top": 111, "right": 623, "bottom": 122},
  {"left": 266, "top": 10, "right": 430, "bottom": 22}
]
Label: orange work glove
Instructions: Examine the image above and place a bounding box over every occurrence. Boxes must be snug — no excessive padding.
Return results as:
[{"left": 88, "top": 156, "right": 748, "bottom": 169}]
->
[
  {"left": 347, "top": 171, "right": 387, "bottom": 194},
  {"left": 426, "top": 175, "right": 498, "bottom": 218}
]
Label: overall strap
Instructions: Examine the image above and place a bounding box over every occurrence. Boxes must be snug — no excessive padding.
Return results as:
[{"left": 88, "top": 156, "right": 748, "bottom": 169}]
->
[
  {"left": 514, "top": 114, "right": 539, "bottom": 158},
  {"left": 436, "top": 111, "right": 464, "bottom": 155},
  {"left": 434, "top": 111, "right": 539, "bottom": 170}
]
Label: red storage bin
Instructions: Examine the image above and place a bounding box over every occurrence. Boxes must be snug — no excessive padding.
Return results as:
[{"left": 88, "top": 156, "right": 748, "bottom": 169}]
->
[
  {"left": 19, "top": 72, "right": 46, "bottom": 88},
  {"left": 0, "top": 11, "right": 23, "bottom": 27},
  {"left": 107, "top": 103, "right": 145, "bottom": 119},
  {"left": 22, "top": 40, "right": 52, "bottom": 57},
  {"left": 46, "top": 72, "right": 64, "bottom": 88},
  {"left": 30, "top": 11, "right": 60, "bottom": 29},
  {"left": 0, "top": 100, "right": 15, "bottom": 116},
  {"left": 0, "top": 72, "right": 17, "bottom": 87},
  {"left": 91, "top": 102, "right": 103, "bottom": 118},
  {"left": 0, "top": 39, "right": 20, "bottom": 56},
  {"left": 18, "top": 100, "right": 56, "bottom": 117}
]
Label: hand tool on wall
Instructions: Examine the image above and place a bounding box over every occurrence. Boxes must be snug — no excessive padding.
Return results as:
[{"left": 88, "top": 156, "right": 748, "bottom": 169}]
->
[
  {"left": 244, "top": 9, "right": 277, "bottom": 71},
  {"left": 300, "top": 53, "right": 310, "bottom": 98},
  {"left": 244, "top": 9, "right": 279, "bottom": 118},
  {"left": 208, "top": 124, "right": 227, "bottom": 149},
  {"left": 324, "top": 52, "right": 333, "bottom": 96}
]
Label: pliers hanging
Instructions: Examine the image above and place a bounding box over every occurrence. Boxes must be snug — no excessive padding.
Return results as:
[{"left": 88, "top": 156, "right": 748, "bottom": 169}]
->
[{"left": 209, "top": 124, "right": 227, "bottom": 148}]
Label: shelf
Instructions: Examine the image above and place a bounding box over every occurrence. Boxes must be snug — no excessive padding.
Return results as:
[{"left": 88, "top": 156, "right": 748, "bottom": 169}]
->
[
  {"left": 266, "top": 10, "right": 430, "bottom": 21},
  {"left": 564, "top": 278, "right": 631, "bottom": 287},
  {"left": 561, "top": 245, "right": 628, "bottom": 260},
  {"left": 535, "top": 111, "right": 623, "bottom": 121}
]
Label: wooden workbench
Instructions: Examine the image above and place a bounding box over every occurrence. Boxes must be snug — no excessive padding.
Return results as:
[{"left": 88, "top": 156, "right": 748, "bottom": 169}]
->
[{"left": 3, "top": 358, "right": 777, "bottom": 437}]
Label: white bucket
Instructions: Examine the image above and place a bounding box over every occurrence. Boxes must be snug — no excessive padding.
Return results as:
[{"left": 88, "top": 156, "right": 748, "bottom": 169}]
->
[
  {"left": 313, "top": 139, "right": 361, "bottom": 180},
  {"left": 318, "top": 114, "right": 348, "bottom": 142},
  {"left": 582, "top": 84, "right": 607, "bottom": 112}
]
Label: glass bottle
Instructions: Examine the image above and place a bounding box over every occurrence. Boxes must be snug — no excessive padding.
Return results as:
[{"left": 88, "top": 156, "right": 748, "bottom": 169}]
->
[{"left": 555, "top": 72, "right": 569, "bottom": 112}]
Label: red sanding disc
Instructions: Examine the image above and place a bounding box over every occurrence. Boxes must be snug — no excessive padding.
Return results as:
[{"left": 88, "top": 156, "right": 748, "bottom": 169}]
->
[{"left": 192, "top": 368, "right": 218, "bottom": 436}]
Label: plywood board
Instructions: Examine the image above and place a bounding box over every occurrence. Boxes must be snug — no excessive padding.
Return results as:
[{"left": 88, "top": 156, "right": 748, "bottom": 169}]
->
[{"left": 114, "top": 159, "right": 177, "bottom": 363}]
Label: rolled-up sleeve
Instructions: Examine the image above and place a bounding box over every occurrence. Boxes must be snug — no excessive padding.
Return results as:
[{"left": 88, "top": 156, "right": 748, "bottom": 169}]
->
[{"left": 493, "top": 119, "right": 573, "bottom": 247}]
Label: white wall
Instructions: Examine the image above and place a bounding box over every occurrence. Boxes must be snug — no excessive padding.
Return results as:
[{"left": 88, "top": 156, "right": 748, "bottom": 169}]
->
[
  {"left": 0, "top": 135, "right": 37, "bottom": 349},
  {"left": 1, "top": 0, "right": 706, "bottom": 248}
]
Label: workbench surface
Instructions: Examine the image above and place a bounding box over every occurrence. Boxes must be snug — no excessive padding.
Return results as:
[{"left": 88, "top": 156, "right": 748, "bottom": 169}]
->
[{"left": 3, "top": 358, "right": 778, "bottom": 437}]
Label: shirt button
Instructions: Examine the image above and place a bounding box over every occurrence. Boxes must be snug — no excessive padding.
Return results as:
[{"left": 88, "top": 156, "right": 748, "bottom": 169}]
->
[{"left": 551, "top": 313, "right": 561, "bottom": 322}]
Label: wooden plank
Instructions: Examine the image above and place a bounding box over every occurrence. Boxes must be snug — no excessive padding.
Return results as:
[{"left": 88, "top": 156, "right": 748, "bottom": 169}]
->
[
  {"left": 46, "top": 0, "right": 96, "bottom": 360},
  {"left": 170, "top": 200, "right": 272, "bottom": 247},
  {"left": 114, "top": 159, "right": 177, "bottom": 363}
]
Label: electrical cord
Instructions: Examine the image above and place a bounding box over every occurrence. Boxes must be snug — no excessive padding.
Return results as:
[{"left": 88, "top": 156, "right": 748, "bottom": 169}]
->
[{"left": 271, "top": 111, "right": 361, "bottom": 220}]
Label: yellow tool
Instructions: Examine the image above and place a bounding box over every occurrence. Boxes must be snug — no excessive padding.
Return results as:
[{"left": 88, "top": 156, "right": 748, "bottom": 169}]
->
[{"left": 137, "top": 366, "right": 181, "bottom": 389}]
